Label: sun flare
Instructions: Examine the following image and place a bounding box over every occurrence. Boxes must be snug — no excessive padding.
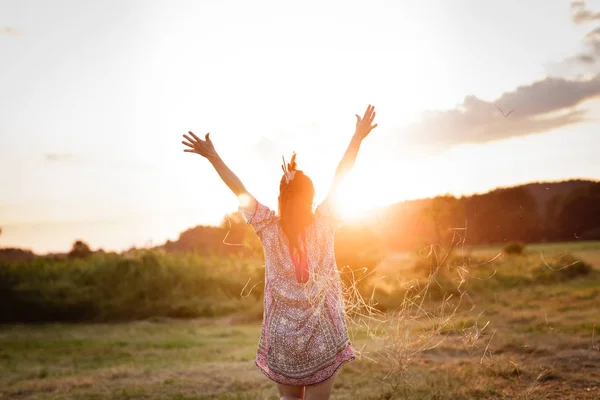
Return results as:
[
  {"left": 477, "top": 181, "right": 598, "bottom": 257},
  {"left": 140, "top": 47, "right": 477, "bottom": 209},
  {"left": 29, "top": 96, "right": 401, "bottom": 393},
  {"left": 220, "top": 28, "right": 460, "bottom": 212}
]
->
[{"left": 329, "top": 180, "right": 380, "bottom": 222}]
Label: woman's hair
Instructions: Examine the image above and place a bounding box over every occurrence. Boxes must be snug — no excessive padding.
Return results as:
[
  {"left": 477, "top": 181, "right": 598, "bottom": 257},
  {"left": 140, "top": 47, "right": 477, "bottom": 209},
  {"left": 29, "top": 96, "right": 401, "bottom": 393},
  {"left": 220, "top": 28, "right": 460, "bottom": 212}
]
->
[{"left": 278, "top": 154, "right": 315, "bottom": 258}]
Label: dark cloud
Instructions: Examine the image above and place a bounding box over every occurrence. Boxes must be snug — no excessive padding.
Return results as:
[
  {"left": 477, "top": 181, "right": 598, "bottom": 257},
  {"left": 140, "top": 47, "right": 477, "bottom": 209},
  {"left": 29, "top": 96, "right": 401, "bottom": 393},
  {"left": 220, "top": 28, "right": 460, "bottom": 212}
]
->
[
  {"left": 571, "top": 1, "right": 600, "bottom": 24},
  {"left": 44, "top": 153, "right": 75, "bottom": 162},
  {"left": 402, "top": 75, "right": 600, "bottom": 147}
]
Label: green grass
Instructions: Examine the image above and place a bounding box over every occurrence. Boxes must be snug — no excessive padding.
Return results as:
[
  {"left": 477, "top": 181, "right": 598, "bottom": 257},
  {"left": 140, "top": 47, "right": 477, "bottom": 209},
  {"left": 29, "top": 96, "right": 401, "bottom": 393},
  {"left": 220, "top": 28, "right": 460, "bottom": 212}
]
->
[
  {"left": 1, "top": 303, "right": 598, "bottom": 399},
  {"left": 1, "top": 242, "right": 599, "bottom": 399},
  {"left": 467, "top": 240, "right": 600, "bottom": 264}
]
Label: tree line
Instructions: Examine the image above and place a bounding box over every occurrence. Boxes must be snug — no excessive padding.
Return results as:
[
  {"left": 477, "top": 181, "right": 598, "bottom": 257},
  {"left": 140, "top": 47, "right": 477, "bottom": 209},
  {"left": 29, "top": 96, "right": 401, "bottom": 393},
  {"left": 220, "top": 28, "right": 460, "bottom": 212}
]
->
[
  {"left": 160, "top": 179, "right": 600, "bottom": 255},
  {"left": 0, "top": 179, "right": 598, "bottom": 263}
]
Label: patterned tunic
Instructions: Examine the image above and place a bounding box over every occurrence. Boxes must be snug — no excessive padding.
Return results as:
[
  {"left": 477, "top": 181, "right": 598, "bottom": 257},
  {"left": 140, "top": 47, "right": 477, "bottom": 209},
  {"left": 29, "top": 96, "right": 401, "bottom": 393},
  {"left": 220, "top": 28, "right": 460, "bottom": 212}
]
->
[{"left": 239, "top": 195, "right": 355, "bottom": 386}]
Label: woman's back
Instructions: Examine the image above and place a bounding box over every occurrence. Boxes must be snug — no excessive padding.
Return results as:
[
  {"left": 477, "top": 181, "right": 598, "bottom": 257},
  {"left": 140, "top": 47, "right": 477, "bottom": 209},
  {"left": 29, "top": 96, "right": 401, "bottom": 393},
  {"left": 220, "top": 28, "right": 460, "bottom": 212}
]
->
[
  {"left": 239, "top": 196, "right": 355, "bottom": 386},
  {"left": 182, "top": 104, "right": 378, "bottom": 398}
]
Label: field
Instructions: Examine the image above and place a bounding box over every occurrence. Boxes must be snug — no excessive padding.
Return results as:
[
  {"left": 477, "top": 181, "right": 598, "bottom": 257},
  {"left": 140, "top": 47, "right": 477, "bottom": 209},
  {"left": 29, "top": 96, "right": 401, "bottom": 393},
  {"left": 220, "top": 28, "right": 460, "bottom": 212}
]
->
[{"left": 1, "top": 242, "right": 599, "bottom": 399}]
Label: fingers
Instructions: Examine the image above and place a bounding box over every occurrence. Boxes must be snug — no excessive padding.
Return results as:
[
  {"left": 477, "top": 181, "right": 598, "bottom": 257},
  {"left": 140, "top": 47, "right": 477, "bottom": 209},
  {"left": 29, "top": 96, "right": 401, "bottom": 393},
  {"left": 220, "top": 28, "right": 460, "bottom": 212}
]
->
[
  {"left": 182, "top": 131, "right": 213, "bottom": 157},
  {"left": 183, "top": 131, "right": 211, "bottom": 145},
  {"left": 362, "top": 105, "right": 376, "bottom": 124},
  {"left": 188, "top": 131, "right": 202, "bottom": 142},
  {"left": 183, "top": 134, "right": 196, "bottom": 144},
  {"left": 183, "top": 148, "right": 209, "bottom": 157},
  {"left": 371, "top": 123, "right": 378, "bottom": 130},
  {"left": 182, "top": 140, "right": 195, "bottom": 149},
  {"left": 357, "top": 105, "right": 376, "bottom": 127},
  {"left": 362, "top": 104, "right": 373, "bottom": 121}
]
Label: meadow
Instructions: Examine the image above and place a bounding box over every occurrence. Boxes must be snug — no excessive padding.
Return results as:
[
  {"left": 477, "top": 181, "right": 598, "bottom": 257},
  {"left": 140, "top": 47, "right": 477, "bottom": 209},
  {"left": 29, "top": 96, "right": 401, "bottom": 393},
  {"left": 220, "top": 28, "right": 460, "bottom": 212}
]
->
[{"left": 0, "top": 241, "right": 599, "bottom": 399}]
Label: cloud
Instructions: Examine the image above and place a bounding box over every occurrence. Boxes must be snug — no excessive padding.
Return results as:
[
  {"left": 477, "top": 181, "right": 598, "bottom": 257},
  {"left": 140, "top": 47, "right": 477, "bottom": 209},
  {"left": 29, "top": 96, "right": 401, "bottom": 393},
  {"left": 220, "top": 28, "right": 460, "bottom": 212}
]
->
[
  {"left": 585, "top": 26, "right": 600, "bottom": 38},
  {"left": 252, "top": 136, "right": 280, "bottom": 161},
  {"left": 566, "top": 25, "right": 600, "bottom": 66},
  {"left": 568, "top": 1, "right": 600, "bottom": 65},
  {"left": 44, "top": 153, "right": 75, "bottom": 162},
  {"left": 0, "top": 27, "right": 24, "bottom": 36},
  {"left": 395, "top": 4, "right": 600, "bottom": 151},
  {"left": 400, "top": 75, "right": 600, "bottom": 148},
  {"left": 571, "top": 1, "right": 600, "bottom": 24}
]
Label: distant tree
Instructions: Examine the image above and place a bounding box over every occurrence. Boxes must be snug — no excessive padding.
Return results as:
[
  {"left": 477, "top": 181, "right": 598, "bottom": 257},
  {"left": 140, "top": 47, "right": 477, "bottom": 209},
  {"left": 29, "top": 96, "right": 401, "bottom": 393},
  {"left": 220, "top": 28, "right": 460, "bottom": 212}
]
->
[
  {"left": 425, "top": 195, "right": 464, "bottom": 246},
  {"left": 464, "top": 187, "right": 540, "bottom": 244},
  {"left": 166, "top": 225, "right": 225, "bottom": 254},
  {"left": 0, "top": 247, "right": 35, "bottom": 262},
  {"left": 68, "top": 240, "right": 92, "bottom": 259},
  {"left": 220, "top": 212, "right": 262, "bottom": 256},
  {"left": 556, "top": 185, "right": 600, "bottom": 240},
  {"left": 544, "top": 194, "right": 563, "bottom": 241},
  {"left": 158, "top": 180, "right": 600, "bottom": 255}
]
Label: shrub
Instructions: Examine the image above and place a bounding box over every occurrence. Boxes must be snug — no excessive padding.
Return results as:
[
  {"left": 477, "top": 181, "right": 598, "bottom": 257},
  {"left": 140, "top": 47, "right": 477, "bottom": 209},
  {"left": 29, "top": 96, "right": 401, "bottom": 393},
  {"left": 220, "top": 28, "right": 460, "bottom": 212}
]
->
[
  {"left": 531, "top": 253, "right": 593, "bottom": 283},
  {"left": 0, "top": 251, "right": 264, "bottom": 323},
  {"left": 408, "top": 254, "right": 464, "bottom": 301},
  {"left": 503, "top": 241, "right": 525, "bottom": 255}
]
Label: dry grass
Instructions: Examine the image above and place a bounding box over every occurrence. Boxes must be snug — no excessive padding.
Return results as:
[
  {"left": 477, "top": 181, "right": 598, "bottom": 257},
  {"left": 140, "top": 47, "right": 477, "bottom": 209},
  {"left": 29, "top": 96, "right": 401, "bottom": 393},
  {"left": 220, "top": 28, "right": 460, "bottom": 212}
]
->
[{"left": 1, "top": 241, "right": 599, "bottom": 399}]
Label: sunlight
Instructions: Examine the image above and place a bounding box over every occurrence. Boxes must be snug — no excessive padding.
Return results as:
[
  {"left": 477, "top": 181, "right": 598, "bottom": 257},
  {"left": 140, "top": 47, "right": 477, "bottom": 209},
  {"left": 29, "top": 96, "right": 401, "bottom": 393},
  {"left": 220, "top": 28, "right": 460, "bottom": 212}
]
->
[
  {"left": 324, "top": 156, "right": 446, "bottom": 222},
  {"left": 238, "top": 192, "right": 253, "bottom": 209},
  {"left": 322, "top": 156, "right": 411, "bottom": 222},
  {"left": 329, "top": 178, "right": 380, "bottom": 222}
]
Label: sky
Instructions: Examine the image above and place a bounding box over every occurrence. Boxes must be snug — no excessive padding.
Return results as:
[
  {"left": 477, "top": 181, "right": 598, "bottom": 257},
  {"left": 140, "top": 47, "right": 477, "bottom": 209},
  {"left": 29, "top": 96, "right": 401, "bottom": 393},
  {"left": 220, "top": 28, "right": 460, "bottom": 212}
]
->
[{"left": 1, "top": 0, "right": 599, "bottom": 253}]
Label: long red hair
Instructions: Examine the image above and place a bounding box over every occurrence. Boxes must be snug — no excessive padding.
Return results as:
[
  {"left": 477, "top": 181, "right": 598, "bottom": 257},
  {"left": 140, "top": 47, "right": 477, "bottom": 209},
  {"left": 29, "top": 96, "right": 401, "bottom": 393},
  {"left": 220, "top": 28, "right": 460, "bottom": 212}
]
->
[{"left": 279, "top": 153, "right": 314, "bottom": 283}]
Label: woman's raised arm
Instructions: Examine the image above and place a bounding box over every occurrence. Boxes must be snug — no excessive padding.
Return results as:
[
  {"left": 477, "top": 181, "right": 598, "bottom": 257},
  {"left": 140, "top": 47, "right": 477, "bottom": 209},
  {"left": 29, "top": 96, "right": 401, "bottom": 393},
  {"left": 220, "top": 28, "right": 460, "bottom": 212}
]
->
[
  {"left": 329, "top": 105, "right": 378, "bottom": 193},
  {"left": 182, "top": 131, "right": 248, "bottom": 197}
]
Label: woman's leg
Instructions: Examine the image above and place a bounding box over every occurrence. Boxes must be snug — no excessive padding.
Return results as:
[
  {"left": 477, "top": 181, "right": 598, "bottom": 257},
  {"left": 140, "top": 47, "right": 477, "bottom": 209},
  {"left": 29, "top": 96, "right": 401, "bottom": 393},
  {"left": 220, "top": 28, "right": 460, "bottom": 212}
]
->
[
  {"left": 304, "top": 372, "right": 338, "bottom": 400},
  {"left": 277, "top": 383, "right": 305, "bottom": 400}
]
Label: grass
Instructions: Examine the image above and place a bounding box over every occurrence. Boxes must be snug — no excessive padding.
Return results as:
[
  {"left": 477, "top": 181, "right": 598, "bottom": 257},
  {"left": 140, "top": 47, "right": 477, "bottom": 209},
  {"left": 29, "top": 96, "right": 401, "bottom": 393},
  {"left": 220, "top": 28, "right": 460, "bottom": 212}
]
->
[
  {"left": 0, "top": 252, "right": 266, "bottom": 323},
  {"left": 1, "top": 241, "right": 599, "bottom": 399}
]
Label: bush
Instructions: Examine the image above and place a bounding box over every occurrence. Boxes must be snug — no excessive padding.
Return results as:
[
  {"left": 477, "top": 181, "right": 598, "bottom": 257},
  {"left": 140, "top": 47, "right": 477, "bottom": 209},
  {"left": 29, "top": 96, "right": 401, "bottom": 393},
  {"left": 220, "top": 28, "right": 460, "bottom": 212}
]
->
[
  {"left": 0, "top": 251, "right": 264, "bottom": 323},
  {"left": 531, "top": 253, "right": 593, "bottom": 283},
  {"left": 503, "top": 241, "right": 525, "bottom": 255}
]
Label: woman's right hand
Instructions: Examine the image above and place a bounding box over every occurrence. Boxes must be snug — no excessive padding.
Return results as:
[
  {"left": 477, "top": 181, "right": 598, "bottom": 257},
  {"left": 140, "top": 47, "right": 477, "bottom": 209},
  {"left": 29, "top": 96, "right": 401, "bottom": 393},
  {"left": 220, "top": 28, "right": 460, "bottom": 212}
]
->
[
  {"left": 353, "top": 104, "right": 378, "bottom": 141},
  {"left": 182, "top": 131, "right": 219, "bottom": 161}
]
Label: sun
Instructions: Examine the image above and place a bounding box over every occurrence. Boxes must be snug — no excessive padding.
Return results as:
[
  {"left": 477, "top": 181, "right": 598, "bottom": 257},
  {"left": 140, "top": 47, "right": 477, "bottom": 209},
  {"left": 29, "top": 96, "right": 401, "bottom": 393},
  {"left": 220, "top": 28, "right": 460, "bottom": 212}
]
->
[{"left": 328, "top": 179, "right": 380, "bottom": 222}]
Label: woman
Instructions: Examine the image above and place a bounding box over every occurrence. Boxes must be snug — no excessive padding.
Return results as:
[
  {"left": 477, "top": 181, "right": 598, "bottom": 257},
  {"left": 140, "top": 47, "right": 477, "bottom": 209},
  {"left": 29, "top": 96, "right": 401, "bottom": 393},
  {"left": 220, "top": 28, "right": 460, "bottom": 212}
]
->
[{"left": 182, "top": 105, "right": 378, "bottom": 400}]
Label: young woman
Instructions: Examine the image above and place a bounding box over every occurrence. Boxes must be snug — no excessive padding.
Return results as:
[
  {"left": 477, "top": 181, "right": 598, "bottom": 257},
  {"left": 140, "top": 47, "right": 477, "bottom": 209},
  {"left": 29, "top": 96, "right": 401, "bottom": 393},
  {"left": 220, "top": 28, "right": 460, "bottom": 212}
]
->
[{"left": 182, "top": 105, "right": 378, "bottom": 400}]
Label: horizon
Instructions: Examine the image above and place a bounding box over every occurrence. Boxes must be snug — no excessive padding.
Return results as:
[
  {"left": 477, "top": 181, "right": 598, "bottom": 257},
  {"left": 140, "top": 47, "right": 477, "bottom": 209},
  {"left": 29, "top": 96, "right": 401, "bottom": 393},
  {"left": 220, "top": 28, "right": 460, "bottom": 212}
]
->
[
  {"left": 1, "top": 0, "right": 600, "bottom": 253},
  {"left": 3, "top": 177, "right": 598, "bottom": 255}
]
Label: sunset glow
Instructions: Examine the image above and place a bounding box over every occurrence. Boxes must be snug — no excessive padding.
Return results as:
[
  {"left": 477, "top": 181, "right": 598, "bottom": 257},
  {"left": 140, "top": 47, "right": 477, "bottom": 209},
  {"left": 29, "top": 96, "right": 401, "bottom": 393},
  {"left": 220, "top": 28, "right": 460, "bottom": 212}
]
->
[{"left": 1, "top": 0, "right": 599, "bottom": 253}]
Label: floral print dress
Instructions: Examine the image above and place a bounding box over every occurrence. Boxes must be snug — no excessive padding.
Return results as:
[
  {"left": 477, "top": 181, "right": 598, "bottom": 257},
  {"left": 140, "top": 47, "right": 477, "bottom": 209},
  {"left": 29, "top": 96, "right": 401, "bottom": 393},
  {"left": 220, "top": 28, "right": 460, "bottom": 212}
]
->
[{"left": 238, "top": 195, "right": 355, "bottom": 386}]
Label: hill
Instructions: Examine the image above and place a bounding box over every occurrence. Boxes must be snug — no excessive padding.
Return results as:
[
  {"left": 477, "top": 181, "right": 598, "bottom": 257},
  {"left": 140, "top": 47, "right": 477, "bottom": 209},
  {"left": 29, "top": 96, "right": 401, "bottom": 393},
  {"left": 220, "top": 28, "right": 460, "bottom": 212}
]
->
[
  {"left": 2, "top": 179, "right": 598, "bottom": 260},
  {"left": 154, "top": 178, "right": 599, "bottom": 256}
]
